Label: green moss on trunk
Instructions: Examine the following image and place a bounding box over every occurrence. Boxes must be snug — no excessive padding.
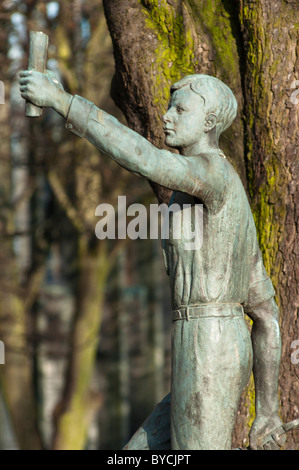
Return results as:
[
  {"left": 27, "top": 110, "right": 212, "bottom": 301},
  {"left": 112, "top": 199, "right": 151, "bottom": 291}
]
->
[{"left": 140, "top": 0, "right": 197, "bottom": 113}]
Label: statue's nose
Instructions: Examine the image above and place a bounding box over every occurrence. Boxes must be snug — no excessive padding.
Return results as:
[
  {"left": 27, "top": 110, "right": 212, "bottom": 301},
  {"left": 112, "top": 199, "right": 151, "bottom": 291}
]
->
[{"left": 162, "top": 111, "right": 171, "bottom": 123}]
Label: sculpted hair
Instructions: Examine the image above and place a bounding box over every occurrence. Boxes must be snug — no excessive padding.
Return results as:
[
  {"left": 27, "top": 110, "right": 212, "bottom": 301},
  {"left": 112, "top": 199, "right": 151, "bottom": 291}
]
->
[{"left": 171, "top": 74, "right": 238, "bottom": 138}]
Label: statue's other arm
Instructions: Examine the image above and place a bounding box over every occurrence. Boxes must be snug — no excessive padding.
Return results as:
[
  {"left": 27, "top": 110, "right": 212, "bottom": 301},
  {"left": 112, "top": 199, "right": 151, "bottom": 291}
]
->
[
  {"left": 247, "top": 298, "right": 284, "bottom": 448},
  {"left": 244, "top": 250, "right": 285, "bottom": 450}
]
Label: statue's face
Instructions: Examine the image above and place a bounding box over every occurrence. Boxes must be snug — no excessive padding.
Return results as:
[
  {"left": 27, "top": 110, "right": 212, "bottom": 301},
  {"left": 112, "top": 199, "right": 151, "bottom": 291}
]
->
[{"left": 163, "top": 87, "right": 207, "bottom": 150}]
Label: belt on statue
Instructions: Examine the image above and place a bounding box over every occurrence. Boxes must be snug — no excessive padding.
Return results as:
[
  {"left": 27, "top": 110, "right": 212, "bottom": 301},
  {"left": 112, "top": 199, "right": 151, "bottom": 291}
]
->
[{"left": 172, "top": 303, "right": 244, "bottom": 321}]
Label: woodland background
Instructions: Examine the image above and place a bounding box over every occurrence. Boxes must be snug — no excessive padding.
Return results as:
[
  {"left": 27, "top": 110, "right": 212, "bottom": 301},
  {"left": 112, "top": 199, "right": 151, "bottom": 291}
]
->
[{"left": 0, "top": 0, "right": 298, "bottom": 450}]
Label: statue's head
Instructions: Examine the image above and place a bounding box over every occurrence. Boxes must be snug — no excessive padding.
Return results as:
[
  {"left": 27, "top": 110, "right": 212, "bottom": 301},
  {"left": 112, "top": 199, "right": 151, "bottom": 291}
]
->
[{"left": 163, "top": 74, "right": 237, "bottom": 152}]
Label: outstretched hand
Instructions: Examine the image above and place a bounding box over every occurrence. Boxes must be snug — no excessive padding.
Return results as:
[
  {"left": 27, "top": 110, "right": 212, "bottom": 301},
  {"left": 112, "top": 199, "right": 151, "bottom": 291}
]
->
[
  {"left": 19, "top": 70, "right": 64, "bottom": 109},
  {"left": 249, "top": 415, "right": 286, "bottom": 450}
]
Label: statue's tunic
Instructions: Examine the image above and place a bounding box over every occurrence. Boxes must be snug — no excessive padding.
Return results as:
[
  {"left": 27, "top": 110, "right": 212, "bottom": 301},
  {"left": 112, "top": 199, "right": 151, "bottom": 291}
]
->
[{"left": 65, "top": 95, "right": 276, "bottom": 449}]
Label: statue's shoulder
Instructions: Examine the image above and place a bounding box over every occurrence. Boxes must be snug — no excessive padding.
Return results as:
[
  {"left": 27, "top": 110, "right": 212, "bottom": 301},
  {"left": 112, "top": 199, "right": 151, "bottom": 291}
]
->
[{"left": 219, "top": 155, "right": 245, "bottom": 187}]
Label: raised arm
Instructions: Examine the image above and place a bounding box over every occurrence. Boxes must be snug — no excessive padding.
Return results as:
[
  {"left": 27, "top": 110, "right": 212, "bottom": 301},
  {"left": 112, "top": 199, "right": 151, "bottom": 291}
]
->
[{"left": 19, "top": 70, "right": 226, "bottom": 208}]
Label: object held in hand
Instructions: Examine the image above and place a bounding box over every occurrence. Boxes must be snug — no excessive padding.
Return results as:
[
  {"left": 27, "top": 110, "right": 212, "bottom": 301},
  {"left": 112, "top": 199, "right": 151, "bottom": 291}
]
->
[{"left": 25, "top": 31, "right": 49, "bottom": 118}]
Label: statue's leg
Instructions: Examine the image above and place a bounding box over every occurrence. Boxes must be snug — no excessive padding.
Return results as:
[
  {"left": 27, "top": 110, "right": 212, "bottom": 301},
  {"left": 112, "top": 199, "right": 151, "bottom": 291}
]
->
[
  {"left": 171, "top": 315, "right": 253, "bottom": 450},
  {"left": 123, "top": 393, "right": 171, "bottom": 450}
]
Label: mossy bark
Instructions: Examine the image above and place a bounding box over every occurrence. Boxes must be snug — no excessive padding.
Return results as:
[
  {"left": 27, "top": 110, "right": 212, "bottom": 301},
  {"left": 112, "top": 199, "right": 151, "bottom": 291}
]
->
[
  {"left": 240, "top": 0, "right": 299, "bottom": 449},
  {"left": 103, "top": 0, "right": 299, "bottom": 448}
]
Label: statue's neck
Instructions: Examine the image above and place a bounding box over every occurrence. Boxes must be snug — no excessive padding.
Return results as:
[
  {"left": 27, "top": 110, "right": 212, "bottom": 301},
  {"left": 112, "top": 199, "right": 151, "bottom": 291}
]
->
[{"left": 179, "top": 128, "right": 219, "bottom": 156}]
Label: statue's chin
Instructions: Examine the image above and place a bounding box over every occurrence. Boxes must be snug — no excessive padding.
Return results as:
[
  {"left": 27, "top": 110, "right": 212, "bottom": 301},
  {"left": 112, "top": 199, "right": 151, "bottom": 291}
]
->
[{"left": 164, "top": 135, "right": 177, "bottom": 148}]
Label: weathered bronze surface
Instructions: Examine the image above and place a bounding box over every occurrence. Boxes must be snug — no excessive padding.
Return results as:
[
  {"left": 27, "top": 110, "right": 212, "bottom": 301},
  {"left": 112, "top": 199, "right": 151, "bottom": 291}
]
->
[{"left": 19, "top": 37, "right": 298, "bottom": 449}]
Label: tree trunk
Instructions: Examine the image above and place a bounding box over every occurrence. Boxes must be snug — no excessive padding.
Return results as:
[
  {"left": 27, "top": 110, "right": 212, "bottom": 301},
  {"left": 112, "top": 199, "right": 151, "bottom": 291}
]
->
[
  {"left": 103, "top": 0, "right": 246, "bottom": 203},
  {"left": 103, "top": 0, "right": 299, "bottom": 448},
  {"left": 240, "top": 0, "right": 299, "bottom": 449}
]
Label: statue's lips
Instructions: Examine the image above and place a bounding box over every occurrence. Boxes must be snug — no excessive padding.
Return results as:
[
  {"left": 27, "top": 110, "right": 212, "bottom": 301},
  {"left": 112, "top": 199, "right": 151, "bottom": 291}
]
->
[{"left": 163, "top": 128, "right": 175, "bottom": 134}]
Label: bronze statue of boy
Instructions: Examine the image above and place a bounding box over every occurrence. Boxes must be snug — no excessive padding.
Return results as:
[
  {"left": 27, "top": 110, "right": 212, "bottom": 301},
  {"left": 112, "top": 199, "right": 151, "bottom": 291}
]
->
[{"left": 19, "top": 69, "right": 291, "bottom": 450}]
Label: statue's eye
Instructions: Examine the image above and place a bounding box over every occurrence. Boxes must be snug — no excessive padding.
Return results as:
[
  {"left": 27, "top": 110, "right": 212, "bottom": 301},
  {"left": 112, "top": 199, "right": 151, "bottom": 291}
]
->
[{"left": 176, "top": 106, "right": 184, "bottom": 114}]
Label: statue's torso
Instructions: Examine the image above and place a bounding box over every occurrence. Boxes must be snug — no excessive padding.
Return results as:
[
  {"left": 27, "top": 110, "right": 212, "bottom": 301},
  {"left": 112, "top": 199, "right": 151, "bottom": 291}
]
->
[{"left": 162, "top": 164, "right": 257, "bottom": 310}]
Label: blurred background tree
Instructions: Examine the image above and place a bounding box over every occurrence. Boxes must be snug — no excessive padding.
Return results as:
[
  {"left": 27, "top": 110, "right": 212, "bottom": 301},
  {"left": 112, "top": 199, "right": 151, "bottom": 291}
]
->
[{"left": 0, "top": 0, "right": 298, "bottom": 450}]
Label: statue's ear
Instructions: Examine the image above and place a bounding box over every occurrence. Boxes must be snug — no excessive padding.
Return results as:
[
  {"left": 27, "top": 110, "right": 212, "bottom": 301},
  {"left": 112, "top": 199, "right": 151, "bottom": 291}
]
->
[{"left": 204, "top": 113, "right": 217, "bottom": 133}]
